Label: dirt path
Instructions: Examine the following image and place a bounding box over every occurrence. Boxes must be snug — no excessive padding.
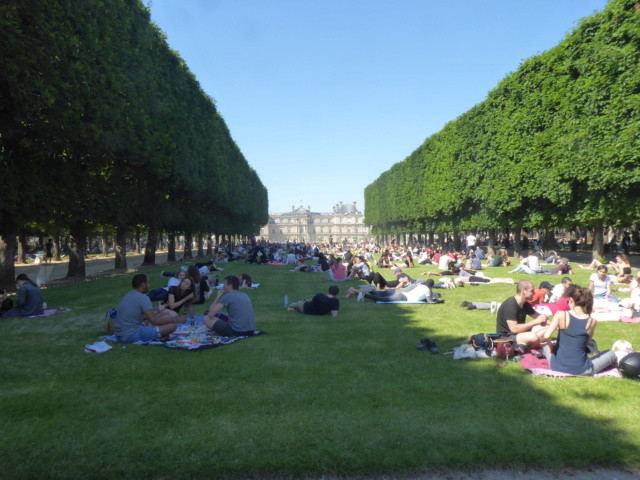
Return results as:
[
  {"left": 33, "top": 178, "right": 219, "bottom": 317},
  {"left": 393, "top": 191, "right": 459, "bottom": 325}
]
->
[{"left": 14, "top": 252, "right": 170, "bottom": 286}]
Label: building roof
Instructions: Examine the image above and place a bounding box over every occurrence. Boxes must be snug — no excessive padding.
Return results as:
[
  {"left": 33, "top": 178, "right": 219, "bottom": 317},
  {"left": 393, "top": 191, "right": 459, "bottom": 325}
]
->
[{"left": 271, "top": 202, "right": 361, "bottom": 216}]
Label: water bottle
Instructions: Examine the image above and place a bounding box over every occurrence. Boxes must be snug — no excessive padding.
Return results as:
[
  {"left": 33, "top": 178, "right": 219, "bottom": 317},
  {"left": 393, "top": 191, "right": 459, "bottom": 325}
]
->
[{"left": 284, "top": 295, "right": 289, "bottom": 309}]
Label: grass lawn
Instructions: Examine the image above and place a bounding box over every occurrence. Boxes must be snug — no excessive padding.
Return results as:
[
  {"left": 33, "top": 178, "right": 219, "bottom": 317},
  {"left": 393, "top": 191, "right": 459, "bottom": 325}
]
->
[{"left": 1, "top": 260, "right": 639, "bottom": 478}]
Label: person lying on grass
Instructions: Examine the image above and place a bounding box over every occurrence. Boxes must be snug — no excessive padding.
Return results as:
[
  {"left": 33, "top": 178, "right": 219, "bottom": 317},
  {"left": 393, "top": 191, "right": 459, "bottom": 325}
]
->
[
  {"left": 287, "top": 286, "right": 340, "bottom": 317},
  {"left": 358, "top": 278, "right": 435, "bottom": 303},
  {"left": 423, "top": 268, "right": 514, "bottom": 286},
  {"left": 115, "top": 274, "right": 184, "bottom": 343},
  {"left": 202, "top": 275, "right": 256, "bottom": 337}
]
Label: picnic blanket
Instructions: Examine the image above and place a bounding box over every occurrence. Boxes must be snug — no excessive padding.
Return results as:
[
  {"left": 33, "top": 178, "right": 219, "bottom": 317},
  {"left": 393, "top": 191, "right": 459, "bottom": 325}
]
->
[
  {"left": 215, "top": 283, "right": 260, "bottom": 289},
  {"left": 375, "top": 301, "right": 440, "bottom": 304},
  {"left": 27, "top": 308, "right": 70, "bottom": 318},
  {"left": 519, "top": 353, "right": 622, "bottom": 378},
  {"left": 102, "top": 316, "right": 266, "bottom": 352}
]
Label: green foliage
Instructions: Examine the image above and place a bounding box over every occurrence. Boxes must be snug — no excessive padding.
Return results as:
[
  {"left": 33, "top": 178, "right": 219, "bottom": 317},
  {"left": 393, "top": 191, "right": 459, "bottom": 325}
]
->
[
  {"left": 365, "top": 0, "right": 640, "bottom": 235},
  {"left": 0, "top": 0, "right": 268, "bottom": 286}
]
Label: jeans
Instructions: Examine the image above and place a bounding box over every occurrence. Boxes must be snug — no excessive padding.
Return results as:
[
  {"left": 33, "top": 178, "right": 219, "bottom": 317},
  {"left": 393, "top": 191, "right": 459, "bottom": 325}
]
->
[
  {"left": 364, "top": 290, "right": 407, "bottom": 302},
  {"left": 116, "top": 326, "right": 160, "bottom": 343},
  {"left": 511, "top": 265, "right": 538, "bottom": 274}
]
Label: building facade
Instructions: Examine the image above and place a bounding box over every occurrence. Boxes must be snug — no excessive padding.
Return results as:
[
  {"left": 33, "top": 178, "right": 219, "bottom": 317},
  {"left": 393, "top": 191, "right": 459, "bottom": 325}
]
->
[{"left": 259, "top": 202, "right": 370, "bottom": 244}]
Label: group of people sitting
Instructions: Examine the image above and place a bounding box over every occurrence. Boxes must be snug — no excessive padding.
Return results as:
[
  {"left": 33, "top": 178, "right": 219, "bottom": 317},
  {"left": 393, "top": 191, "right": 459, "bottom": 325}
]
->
[{"left": 114, "top": 273, "right": 256, "bottom": 343}]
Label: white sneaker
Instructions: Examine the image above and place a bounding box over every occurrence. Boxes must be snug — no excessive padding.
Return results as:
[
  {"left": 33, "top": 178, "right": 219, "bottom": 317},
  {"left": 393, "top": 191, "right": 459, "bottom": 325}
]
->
[
  {"left": 357, "top": 292, "right": 364, "bottom": 303},
  {"left": 490, "top": 302, "right": 497, "bottom": 314}
]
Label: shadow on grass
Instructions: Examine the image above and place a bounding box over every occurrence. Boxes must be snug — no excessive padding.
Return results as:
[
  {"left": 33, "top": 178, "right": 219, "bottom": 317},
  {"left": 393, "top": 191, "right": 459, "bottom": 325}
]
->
[{"left": 0, "top": 262, "right": 639, "bottom": 478}]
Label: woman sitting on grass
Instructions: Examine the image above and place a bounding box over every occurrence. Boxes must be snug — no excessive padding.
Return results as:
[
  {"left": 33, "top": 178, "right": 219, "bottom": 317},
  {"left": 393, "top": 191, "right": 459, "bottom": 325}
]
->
[
  {"left": 589, "top": 265, "right": 613, "bottom": 299},
  {"left": 0, "top": 274, "right": 44, "bottom": 318},
  {"left": 541, "top": 286, "right": 617, "bottom": 376},
  {"left": 165, "top": 276, "right": 196, "bottom": 317}
]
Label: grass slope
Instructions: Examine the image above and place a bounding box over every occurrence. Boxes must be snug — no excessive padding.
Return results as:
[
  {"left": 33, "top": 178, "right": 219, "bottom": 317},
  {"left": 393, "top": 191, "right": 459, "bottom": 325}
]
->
[{"left": 1, "top": 261, "right": 639, "bottom": 478}]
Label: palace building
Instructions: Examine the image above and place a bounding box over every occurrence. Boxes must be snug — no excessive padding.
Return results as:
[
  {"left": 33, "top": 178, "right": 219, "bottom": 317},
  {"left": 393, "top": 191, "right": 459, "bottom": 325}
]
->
[{"left": 259, "top": 201, "right": 370, "bottom": 244}]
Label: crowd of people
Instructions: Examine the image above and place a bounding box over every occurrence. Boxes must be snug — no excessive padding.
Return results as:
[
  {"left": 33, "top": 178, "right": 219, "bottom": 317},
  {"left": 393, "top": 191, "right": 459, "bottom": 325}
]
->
[{"left": 4, "top": 236, "right": 637, "bottom": 377}]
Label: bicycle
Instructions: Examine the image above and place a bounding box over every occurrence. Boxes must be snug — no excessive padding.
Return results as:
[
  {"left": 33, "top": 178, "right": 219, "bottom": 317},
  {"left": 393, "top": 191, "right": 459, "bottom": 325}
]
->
[{"left": 534, "top": 246, "right": 557, "bottom": 261}]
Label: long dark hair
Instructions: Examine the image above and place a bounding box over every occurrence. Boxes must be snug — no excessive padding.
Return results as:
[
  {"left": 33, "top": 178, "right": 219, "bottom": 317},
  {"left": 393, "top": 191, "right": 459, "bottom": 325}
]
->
[{"left": 16, "top": 273, "right": 37, "bottom": 287}]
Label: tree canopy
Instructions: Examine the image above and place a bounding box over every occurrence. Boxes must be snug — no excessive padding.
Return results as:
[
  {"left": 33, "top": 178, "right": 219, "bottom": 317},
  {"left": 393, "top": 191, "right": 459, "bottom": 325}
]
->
[
  {"left": 364, "top": 0, "right": 640, "bottom": 251},
  {"left": 0, "top": 0, "right": 268, "bottom": 289}
]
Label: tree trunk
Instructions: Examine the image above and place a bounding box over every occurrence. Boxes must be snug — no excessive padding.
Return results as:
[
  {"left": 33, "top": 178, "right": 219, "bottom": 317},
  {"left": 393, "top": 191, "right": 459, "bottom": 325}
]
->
[
  {"left": 197, "top": 232, "right": 205, "bottom": 258},
  {"left": 66, "top": 220, "right": 86, "bottom": 278},
  {"left": 453, "top": 231, "right": 461, "bottom": 252},
  {"left": 115, "top": 226, "right": 127, "bottom": 270},
  {"left": 487, "top": 228, "right": 496, "bottom": 256},
  {"left": 592, "top": 222, "right": 605, "bottom": 261},
  {"left": 102, "top": 228, "right": 110, "bottom": 257},
  {"left": 135, "top": 228, "right": 141, "bottom": 254},
  {"left": 167, "top": 231, "right": 176, "bottom": 262},
  {"left": 183, "top": 232, "right": 193, "bottom": 260},
  {"left": 513, "top": 226, "right": 522, "bottom": 258},
  {"left": 206, "top": 233, "right": 213, "bottom": 256},
  {"left": 544, "top": 227, "right": 555, "bottom": 250},
  {"left": 16, "top": 227, "right": 27, "bottom": 264},
  {"left": 0, "top": 213, "right": 18, "bottom": 291},
  {"left": 142, "top": 225, "right": 157, "bottom": 266},
  {"left": 53, "top": 231, "right": 62, "bottom": 262}
]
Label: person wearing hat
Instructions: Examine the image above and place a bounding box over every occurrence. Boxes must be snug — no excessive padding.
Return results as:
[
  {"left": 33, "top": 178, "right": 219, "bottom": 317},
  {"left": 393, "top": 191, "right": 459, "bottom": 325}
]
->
[{"left": 528, "top": 281, "right": 553, "bottom": 306}]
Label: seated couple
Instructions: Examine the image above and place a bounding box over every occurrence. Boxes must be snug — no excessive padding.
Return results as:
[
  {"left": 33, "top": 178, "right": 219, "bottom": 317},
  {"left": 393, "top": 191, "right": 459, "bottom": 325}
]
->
[
  {"left": 496, "top": 280, "right": 616, "bottom": 375},
  {"left": 115, "top": 274, "right": 255, "bottom": 343}
]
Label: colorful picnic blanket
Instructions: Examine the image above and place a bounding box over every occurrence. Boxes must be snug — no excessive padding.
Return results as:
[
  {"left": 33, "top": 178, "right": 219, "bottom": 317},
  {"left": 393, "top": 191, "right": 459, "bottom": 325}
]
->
[
  {"left": 102, "top": 316, "right": 266, "bottom": 352},
  {"left": 519, "top": 353, "right": 622, "bottom": 378},
  {"left": 27, "top": 308, "right": 70, "bottom": 318},
  {"left": 375, "top": 301, "right": 440, "bottom": 304}
]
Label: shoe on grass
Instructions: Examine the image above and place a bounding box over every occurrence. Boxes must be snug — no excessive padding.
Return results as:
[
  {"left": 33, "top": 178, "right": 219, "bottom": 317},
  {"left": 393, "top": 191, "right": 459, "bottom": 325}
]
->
[
  {"left": 460, "top": 301, "right": 470, "bottom": 307},
  {"left": 417, "top": 338, "right": 432, "bottom": 350}
]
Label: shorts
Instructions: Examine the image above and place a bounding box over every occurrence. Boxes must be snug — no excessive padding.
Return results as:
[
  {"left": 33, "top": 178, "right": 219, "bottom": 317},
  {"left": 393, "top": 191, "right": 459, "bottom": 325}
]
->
[
  {"left": 212, "top": 318, "right": 254, "bottom": 337},
  {"left": 116, "top": 326, "right": 160, "bottom": 343}
]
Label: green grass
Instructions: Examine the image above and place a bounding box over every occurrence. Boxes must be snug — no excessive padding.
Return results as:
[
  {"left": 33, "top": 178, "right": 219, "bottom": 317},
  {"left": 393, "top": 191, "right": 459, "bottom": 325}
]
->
[{"left": 1, "top": 261, "right": 639, "bottom": 478}]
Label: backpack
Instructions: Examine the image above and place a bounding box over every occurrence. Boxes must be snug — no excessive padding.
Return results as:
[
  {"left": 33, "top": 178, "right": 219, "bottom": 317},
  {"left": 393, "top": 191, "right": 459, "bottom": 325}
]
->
[
  {"left": 469, "top": 333, "right": 497, "bottom": 351},
  {"left": 494, "top": 340, "right": 515, "bottom": 360},
  {"left": 105, "top": 309, "right": 117, "bottom": 334}
]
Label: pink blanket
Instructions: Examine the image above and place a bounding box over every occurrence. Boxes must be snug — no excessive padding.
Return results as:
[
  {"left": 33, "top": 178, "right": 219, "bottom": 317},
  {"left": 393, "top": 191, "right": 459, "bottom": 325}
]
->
[{"left": 519, "top": 353, "right": 622, "bottom": 377}]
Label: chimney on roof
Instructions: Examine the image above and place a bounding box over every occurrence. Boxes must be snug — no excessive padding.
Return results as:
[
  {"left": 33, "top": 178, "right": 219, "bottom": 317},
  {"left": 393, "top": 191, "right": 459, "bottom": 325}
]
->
[
  {"left": 308, "top": 205, "right": 310, "bottom": 211},
  {"left": 292, "top": 205, "right": 294, "bottom": 212}
]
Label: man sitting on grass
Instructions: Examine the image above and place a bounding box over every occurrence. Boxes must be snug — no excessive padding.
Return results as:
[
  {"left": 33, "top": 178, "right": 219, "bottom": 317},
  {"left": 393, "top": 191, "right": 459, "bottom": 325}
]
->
[
  {"left": 203, "top": 275, "right": 256, "bottom": 336},
  {"left": 496, "top": 279, "right": 548, "bottom": 348},
  {"left": 115, "top": 274, "right": 183, "bottom": 343},
  {"left": 287, "top": 286, "right": 340, "bottom": 317}
]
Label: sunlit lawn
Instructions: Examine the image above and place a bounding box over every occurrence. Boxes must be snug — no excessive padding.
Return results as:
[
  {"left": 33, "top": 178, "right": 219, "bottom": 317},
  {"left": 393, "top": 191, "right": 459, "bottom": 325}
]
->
[{"left": 1, "top": 259, "right": 639, "bottom": 478}]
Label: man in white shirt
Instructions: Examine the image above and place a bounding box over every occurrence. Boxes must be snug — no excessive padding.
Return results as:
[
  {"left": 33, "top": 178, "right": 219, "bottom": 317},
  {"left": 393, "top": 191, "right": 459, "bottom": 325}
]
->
[{"left": 466, "top": 233, "right": 477, "bottom": 256}]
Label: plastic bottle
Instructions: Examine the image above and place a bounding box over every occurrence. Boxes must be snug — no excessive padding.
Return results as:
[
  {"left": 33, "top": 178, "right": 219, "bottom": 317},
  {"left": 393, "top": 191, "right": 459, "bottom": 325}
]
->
[{"left": 284, "top": 295, "right": 289, "bottom": 309}]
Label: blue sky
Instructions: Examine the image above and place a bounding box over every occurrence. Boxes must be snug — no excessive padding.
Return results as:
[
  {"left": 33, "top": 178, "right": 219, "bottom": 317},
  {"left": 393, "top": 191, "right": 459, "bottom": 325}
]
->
[{"left": 148, "top": 0, "right": 608, "bottom": 215}]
